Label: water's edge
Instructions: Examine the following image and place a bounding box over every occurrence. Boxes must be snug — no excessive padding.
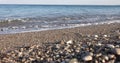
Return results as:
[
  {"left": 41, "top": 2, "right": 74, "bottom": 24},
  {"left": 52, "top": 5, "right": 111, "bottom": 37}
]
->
[{"left": 0, "top": 20, "right": 120, "bottom": 35}]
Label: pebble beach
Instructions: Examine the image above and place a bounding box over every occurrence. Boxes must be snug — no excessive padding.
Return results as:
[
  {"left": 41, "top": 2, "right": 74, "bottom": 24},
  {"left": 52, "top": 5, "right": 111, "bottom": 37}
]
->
[{"left": 0, "top": 23, "right": 120, "bottom": 63}]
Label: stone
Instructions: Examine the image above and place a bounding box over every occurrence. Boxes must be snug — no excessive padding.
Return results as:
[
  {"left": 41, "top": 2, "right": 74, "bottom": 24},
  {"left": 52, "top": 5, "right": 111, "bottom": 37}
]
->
[
  {"left": 18, "top": 52, "right": 23, "bottom": 57},
  {"left": 94, "top": 35, "right": 99, "bottom": 38},
  {"left": 69, "top": 58, "right": 78, "bottom": 63},
  {"left": 114, "top": 48, "right": 120, "bottom": 55},
  {"left": 103, "top": 35, "right": 108, "bottom": 37},
  {"left": 88, "top": 52, "right": 93, "bottom": 56},
  {"left": 66, "top": 40, "right": 73, "bottom": 44},
  {"left": 96, "top": 43, "right": 102, "bottom": 46},
  {"left": 106, "top": 44, "right": 115, "bottom": 49},
  {"left": 82, "top": 55, "right": 92, "bottom": 61},
  {"left": 95, "top": 60, "right": 98, "bottom": 63},
  {"left": 103, "top": 55, "right": 109, "bottom": 61},
  {"left": 102, "top": 59, "right": 105, "bottom": 63},
  {"left": 96, "top": 53, "right": 102, "bottom": 57},
  {"left": 108, "top": 54, "right": 115, "bottom": 59}
]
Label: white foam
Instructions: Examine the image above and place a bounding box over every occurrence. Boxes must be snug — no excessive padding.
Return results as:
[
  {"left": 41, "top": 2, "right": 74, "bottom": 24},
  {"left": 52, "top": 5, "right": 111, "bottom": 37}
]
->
[{"left": 0, "top": 20, "right": 120, "bottom": 34}]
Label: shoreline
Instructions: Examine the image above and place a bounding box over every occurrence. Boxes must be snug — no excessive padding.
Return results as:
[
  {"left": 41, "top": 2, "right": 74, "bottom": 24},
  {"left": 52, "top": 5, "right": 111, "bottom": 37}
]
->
[{"left": 0, "top": 20, "right": 120, "bottom": 34}]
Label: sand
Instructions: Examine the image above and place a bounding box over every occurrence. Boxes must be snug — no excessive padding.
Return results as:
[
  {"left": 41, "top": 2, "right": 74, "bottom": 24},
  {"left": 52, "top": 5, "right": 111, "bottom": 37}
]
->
[{"left": 0, "top": 23, "right": 120, "bottom": 52}]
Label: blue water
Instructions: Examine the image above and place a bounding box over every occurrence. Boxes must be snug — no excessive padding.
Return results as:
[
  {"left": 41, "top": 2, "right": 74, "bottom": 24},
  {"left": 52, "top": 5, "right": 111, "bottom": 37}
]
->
[{"left": 0, "top": 5, "right": 120, "bottom": 34}]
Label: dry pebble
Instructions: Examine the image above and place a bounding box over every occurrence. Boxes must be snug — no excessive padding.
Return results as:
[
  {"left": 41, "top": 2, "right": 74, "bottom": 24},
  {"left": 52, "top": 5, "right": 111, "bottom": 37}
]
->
[
  {"left": 0, "top": 33, "right": 120, "bottom": 63},
  {"left": 82, "top": 55, "right": 92, "bottom": 61}
]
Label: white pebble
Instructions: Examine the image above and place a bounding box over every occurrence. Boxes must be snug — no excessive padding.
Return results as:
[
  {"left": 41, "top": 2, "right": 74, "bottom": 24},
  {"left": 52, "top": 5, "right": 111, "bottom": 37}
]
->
[
  {"left": 66, "top": 40, "right": 73, "bottom": 44},
  {"left": 82, "top": 55, "right": 92, "bottom": 61}
]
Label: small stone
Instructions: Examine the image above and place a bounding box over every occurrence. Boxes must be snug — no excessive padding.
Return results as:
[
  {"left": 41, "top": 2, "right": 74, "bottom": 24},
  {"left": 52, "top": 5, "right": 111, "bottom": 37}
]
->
[
  {"left": 18, "top": 52, "right": 23, "bottom": 57},
  {"left": 89, "top": 52, "right": 94, "bottom": 56},
  {"left": 82, "top": 55, "right": 92, "bottom": 61},
  {"left": 69, "top": 58, "right": 78, "bottom": 63},
  {"left": 108, "top": 54, "right": 115, "bottom": 59},
  {"left": 115, "top": 45, "right": 120, "bottom": 48},
  {"left": 102, "top": 59, "right": 105, "bottom": 63},
  {"left": 94, "top": 35, "right": 99, "bottom": 38},
  {"left": 97, "top": 43, "right": 102, "bottom": 46},
  {"left": 103, "top": 55, "right": 109, "bottom": 61},
  {"left": 114, "top": 48, "right": 120, "bottom": 55},
  {"left": 106, "top": 44, "right": 115, "bottom": 49},
  {"left": 108, "top": 60, "right": 115, "bottom": 63},
  {"left": 65, "top": 59, "right": 70, "bottom": 62},
  {"left": 103, "top": 35, "right": 108, "bottom": 37},
  {"left": 29, "top": 58, "right": 35, "bottom": 61},
  {"left": 66, "top": 40, "right": 73, "bottom": 44},
  {"left": 95, "top": 60, "right": 98, "bottom": 63},
  {"left": 96, "top": 53, "right": 102, "bottom": 57}
]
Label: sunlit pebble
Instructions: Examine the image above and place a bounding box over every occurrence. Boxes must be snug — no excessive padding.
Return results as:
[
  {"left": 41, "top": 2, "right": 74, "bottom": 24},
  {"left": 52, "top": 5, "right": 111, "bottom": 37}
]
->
[
  {"left": 82, "top": 55, "right": 93, "bottom": 61},
  {"left": 108, "top": 54, "right": 115, "bottom": 59},
  {"left": 69, "top": 58, "right": 78, "bottom": 63},
  {"left": 96, "top": 53, "right": 102, "bottom": 57},
  {"left": 94, "top": 35, "right": 99, "bottom": 38},
  {"left": 106, "top": 44, "right": 115, "bottom": 49},
  {"left": 103, "top": 55, "right": 109, "bottom": 61},
  {"left": 66, "top": 40, "right": 73, "bottom": 44},
  {"left": 97, "top": 43, "right": 102, "bottom": 46},
  {"left": 102, "top": 59, "right": 105, "bottom": 63},
  {"left": 114, "top": 48, "right": 120, "bottom": 55},
  {"left": 103, "top": 35, "right": 108, "bottom": 37}
]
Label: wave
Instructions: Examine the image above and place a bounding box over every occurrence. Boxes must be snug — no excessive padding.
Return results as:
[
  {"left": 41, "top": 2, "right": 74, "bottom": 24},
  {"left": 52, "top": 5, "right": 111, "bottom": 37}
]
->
[{"left": 0, "top": 20, "right": 120, "bottom": 34}]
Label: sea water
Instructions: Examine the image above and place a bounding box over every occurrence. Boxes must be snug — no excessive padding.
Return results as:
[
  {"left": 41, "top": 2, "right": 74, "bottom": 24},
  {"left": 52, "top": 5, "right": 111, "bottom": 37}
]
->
[{"left": 0, "top": 5, "right": 120, "bottom": 34}]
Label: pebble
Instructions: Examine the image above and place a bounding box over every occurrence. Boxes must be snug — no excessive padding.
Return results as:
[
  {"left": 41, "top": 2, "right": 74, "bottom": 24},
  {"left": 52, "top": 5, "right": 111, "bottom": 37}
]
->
[
  {"left": 103, "top": 55, "right": 109, "bottom": 61},
  {"left": 114, "top": 48, "right": 120, "bottom": 55},
  {"left": 103, "top": 35, "right": 108, "bottom": 37},
  {"left": 106, "top": 44, "right": 115, "bottom": 49},
  {"left": 1, "top": 32, "right": 120, "bottom": 63},
  {"left": 94, "top": 35, "right": 99, "bottom": 38},
  {"left": 66, "top": 40, "right": 73, "bottom": 44},
  {"left": 96, "top": 53, "right": 102, "bottom": 57},
  {"left": 82, "top": 55, "right": 92, "bottom": 61},
  {"left": 108, "top": 54, "right": 115, "bottom": 59},
  {"left": 69, "top": 58, "right": 78, "bottom": 63}
]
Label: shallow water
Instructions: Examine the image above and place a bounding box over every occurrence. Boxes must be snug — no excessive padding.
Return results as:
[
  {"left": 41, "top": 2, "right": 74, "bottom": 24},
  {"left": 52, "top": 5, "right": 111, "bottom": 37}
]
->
[{"left": 0, "top": 5, "right": 120, "bottom": 34}]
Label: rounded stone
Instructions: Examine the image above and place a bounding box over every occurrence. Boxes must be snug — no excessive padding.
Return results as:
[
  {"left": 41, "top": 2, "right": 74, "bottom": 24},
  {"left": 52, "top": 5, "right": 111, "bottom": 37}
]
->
[
  {"left": 66, "top": 40, "right": 73, "bottom": 44},
  {"left": 103, "top": 55, "right": 109, "bottom": 61},
  {"left": 114, "top": 48, "right": 120, "bottom": 55},
  {"left": 106, "top": 44, "right": 115, "bottom": 49},
  {"left": 69, "top": 58, "right": 78, "bottom": 63},
  {"left": 94, "top": 35, "right": 99, "bottom": 38},
  {"left": 82, "top": 55, "right": 92, "bottom": 61},
  {"left": 108, "top": 54, "right": 115, "bottom": 59}
]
